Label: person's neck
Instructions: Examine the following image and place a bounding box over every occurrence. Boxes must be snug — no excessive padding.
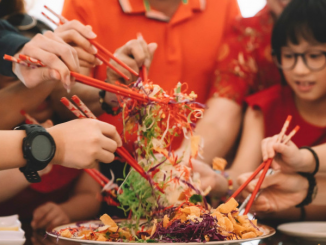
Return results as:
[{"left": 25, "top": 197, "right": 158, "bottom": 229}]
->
[
  {"left": 294, "top": 95, "right": 326, "bottom": 127},
  {"left": 148, "top": 0, "right": 182, "bottom": 18}
]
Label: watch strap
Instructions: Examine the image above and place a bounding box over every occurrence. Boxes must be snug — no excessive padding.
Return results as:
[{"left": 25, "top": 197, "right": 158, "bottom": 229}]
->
[
  {"left": 15, "top": 124, "right": 51, "bottom": 183},
  {"left": 19, "top": 165, "right": 41, "bottom": 183}
]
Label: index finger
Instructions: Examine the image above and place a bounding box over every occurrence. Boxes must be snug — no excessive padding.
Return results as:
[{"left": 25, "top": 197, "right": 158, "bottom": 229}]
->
[
  {"left": 97, "top": 121, "right": 122, "bottom": 147},
  {"left": 57, "top": 20, "right": 97, "bottom": 40}
]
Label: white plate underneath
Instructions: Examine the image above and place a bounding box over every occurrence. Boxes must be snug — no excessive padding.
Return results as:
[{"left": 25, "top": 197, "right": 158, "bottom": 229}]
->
[
  {"left": 47, "top": 220, "right": 275, "bottom": 245},
  {"left": 0, "top": 238, "right": 26, "bottom": 245},
  {"left": 278, "top": 222, "right": 326, "bottom": 242}
]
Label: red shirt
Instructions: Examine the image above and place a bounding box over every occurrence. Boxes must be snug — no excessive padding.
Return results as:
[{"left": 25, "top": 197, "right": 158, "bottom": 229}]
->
[
  {"left": 246, "top": 85, "right": 326, "bottom": 147},
  {"left": 211, "top": 6, "right": 281, "bottom": 105},
  {"left": 62, "top": 0, "right": 240, "bottom": 149}
]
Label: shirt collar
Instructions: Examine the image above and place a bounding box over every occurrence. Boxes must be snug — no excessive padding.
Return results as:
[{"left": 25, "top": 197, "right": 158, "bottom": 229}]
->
[{"left": 119, "top": 0, "right": 206, "bottom": 22}]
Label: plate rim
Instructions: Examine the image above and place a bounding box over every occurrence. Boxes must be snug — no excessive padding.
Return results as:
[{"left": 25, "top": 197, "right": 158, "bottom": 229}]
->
[
  {"left": 278, "top": 221, "right": 326, "bottom": 238},
  {"left": 47, "top": 220, "right": 275, "bottom": 244}
]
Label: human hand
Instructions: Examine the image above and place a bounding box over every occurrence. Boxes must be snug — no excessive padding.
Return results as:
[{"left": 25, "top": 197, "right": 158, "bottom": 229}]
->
[
  {"left": 191, "top": 159, "right": 228, "bottom": 197},
  {"left": 107, "top": 39, "right": 157, "bottom": 84},
  {"left": 237, "top": 171, "right": 308, "bottom": 214},
  {"left": 31, "top": 202, "right": 70, "bottom": 231},
  {"left": 12, "top": 31, "right": 79, "bottom": 89},
  {"left": 48, "top": 119, "right": 122, "bottom": 169},
  {"left": 261, "top": 134, "right": 312, "bottom": 173},
  {"left": 54, "top": 20, "right": 102, "bottom": 68}
]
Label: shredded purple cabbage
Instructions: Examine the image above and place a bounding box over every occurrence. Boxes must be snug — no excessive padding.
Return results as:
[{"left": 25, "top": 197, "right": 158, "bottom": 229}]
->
[{"left": 149, "top": 214, "right": 226, "bottom": 243}]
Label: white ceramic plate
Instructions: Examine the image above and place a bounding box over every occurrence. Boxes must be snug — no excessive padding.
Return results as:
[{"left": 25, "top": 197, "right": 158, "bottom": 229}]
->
[
  {"left": 278, "top": 222, "right": 326, "bottom": 242},
  {"left": 47, "top": 220, "right": 275, "bottom": 245},
  {"left": 0, "top": 238, "right": 26, "bottom": 245}
]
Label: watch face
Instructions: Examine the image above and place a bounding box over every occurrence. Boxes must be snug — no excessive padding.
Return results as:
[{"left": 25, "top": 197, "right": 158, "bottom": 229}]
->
[{"left": 31, "top": 135, "right": 53, "bottom": 161}]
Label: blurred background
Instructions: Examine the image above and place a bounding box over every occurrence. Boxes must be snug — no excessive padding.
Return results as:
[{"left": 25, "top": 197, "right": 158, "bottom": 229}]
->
[{"left": 25, "top": 0, "right": 267, "bottom": 29}]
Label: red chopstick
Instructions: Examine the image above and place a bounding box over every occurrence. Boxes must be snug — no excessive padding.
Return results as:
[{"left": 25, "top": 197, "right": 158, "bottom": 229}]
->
[
  {"left": 231, "top": 116, "right": 300, "bottom": 214},
  {"left": 136, "top": 33, "right": 148, "bottom": 83},
  {"left": 42, "top": 6, "right": 138, "bottom": 79},
  {"left": 3, "top": 54, "right": 166, "bottom": 104},
  {"left": 60, "top": 96, "right": 152, "bottom": 185}
]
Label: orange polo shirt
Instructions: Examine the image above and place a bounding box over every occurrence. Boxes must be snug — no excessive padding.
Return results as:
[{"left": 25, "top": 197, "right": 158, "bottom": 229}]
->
[{"left": 62, "top": 0, "right": 240, "bottom": 148}]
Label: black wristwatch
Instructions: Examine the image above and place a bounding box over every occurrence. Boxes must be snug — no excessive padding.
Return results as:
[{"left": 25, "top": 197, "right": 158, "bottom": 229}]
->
[{"left": 15, "top": 124, "right": 56, "bottom": 183}]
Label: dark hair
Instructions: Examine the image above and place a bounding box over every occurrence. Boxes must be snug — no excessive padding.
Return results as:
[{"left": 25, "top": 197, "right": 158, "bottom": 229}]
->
[
  {"left": 272, "top": 0, "right": 326, "bottom": 57},
  {"left": 271, "top": 0, "right": 326, "bottom": 85}
]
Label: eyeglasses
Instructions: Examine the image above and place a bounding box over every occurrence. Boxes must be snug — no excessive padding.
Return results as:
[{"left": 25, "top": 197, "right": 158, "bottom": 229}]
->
[{"left": 273, "top": 50, "right": 326, "bottom": 71}]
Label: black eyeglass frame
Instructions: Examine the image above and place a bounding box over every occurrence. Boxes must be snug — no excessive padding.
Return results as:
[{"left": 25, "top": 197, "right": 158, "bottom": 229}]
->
[{"left": 272, "top": 49, "right": 326, "bottom": 71}]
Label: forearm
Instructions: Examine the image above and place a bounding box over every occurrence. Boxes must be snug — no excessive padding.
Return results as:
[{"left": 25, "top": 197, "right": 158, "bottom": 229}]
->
[
  {"left": 189, "top": 97, "right": 242, "bottom": 164},
  {"left": 60, "top": 192, "right": 101, "bottom": 221},
  {"left": 0, "top": 169, "right": 30, "bottom": 202},
  {"left": 60, "top": 172, "right": 101, "bottom": 221},
  {"left": 0, "top": 131, "right": 27, "bottom": 170},
  {"left": 312, "top": 174, "right": 326, "bottom": 205},
  {"left": 0, "top": 80, "right": 56, "bottom": 129},
  {"left": 312, "top": 144, "right": 326, "bottom": 172}
]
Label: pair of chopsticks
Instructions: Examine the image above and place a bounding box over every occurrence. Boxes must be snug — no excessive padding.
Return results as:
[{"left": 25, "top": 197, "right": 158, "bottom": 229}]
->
[
  {"left": 60, "top": 95, "right": 149, "bottom": 180},
  {"left": 231, "top": 115, "right": 300, "bottom": 215},
  {"left": 42, "top": 5, "right": 138, "bottom": 81},
  {"left": 20, "top": 109, "right": 118, "bottom": 198},
  {"left": 60, "top": 96, "right": 165, "bottom": 193},
  {"left": 3, "top": 54, "right": 165, "bottom": 104}
]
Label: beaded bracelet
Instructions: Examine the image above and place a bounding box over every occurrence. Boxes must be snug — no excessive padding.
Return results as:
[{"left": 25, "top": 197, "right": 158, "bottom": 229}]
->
[{"left": 299, "top": 146, "right": 319, "bottom": 176}]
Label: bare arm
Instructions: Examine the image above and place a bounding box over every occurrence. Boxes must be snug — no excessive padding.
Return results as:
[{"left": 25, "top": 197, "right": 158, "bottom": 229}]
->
[
  {"left": 0, "top": 80, "right": 56, "bottom": 129},
  {"left": 227, "top": 107, "right": 264, "bottom": 190},
  {"left": 60, "top": 171, "right": 101, "bottom": 221},
  {"left": 0, "top": 168, "right": 29, "bottom": 202},
  {"left": 201, "top": 107, "right": 265, "bottom": 199},
  {"left": 31, "top": 170, "right": 101, "bottom": 230},
  {"left": 180, "top": 97, "right": 242, "bottom": 164},
  {"left": 0, "top": 166, "right": 52, "bottom": 203},
  {"left": 0, "top": 130, "right": 27, "bottom": 170}
]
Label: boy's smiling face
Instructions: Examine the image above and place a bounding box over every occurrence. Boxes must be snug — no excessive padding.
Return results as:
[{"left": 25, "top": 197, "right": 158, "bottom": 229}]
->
[{"left": 282, "top": 39, "right": 326, "bottom": 102}]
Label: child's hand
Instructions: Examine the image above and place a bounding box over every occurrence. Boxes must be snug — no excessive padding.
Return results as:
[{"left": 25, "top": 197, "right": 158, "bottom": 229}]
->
[
  {"left": 261, "top": 134, "right": 304, "bottom": 173},
  {"left": 237, "top": 171, "right": 308, "bottom": 214},
  {"left": 31, "top": 202, "right": 70, "bottom": 230}
]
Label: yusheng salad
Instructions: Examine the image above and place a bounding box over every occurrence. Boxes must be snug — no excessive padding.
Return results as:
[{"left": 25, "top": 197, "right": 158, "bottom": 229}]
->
[{"left": 55, "top": 79, "right": 263, "bottom": 242}]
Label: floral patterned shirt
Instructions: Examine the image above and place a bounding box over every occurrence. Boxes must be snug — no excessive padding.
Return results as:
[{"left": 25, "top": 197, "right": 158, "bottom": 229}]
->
[{"left": 210, "top": 6, "right": 281, "bottom": 105}]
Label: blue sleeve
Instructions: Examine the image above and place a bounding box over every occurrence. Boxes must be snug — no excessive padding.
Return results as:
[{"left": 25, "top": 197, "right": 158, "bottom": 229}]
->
[{"left": 0, "top": 20, "right": 30, "bottom": 77}]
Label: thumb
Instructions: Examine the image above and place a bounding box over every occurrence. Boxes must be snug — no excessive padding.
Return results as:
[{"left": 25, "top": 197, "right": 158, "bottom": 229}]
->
[
  {"left": 148, "top": 42, "right": 158, "bottom": 55},
  {"left": 260, "top": 172, "right": 282, "bottom": 189},
  {"left": 144, "top": 43, "right": 158, "bottom": 68}
]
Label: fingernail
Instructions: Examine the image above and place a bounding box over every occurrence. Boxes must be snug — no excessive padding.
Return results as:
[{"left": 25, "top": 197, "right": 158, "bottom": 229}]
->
[
  {"left": 50, "top": 70, "right": 60, "bottom": 80},
  {"left": 91, "top": 45, "right": 98, "bottom": 54},
  {"left": 96, "top": 58, "right": 103, "bottom": 65},
  {"left": 88, "top": 31, "right": 97, "bottom": 39}
]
